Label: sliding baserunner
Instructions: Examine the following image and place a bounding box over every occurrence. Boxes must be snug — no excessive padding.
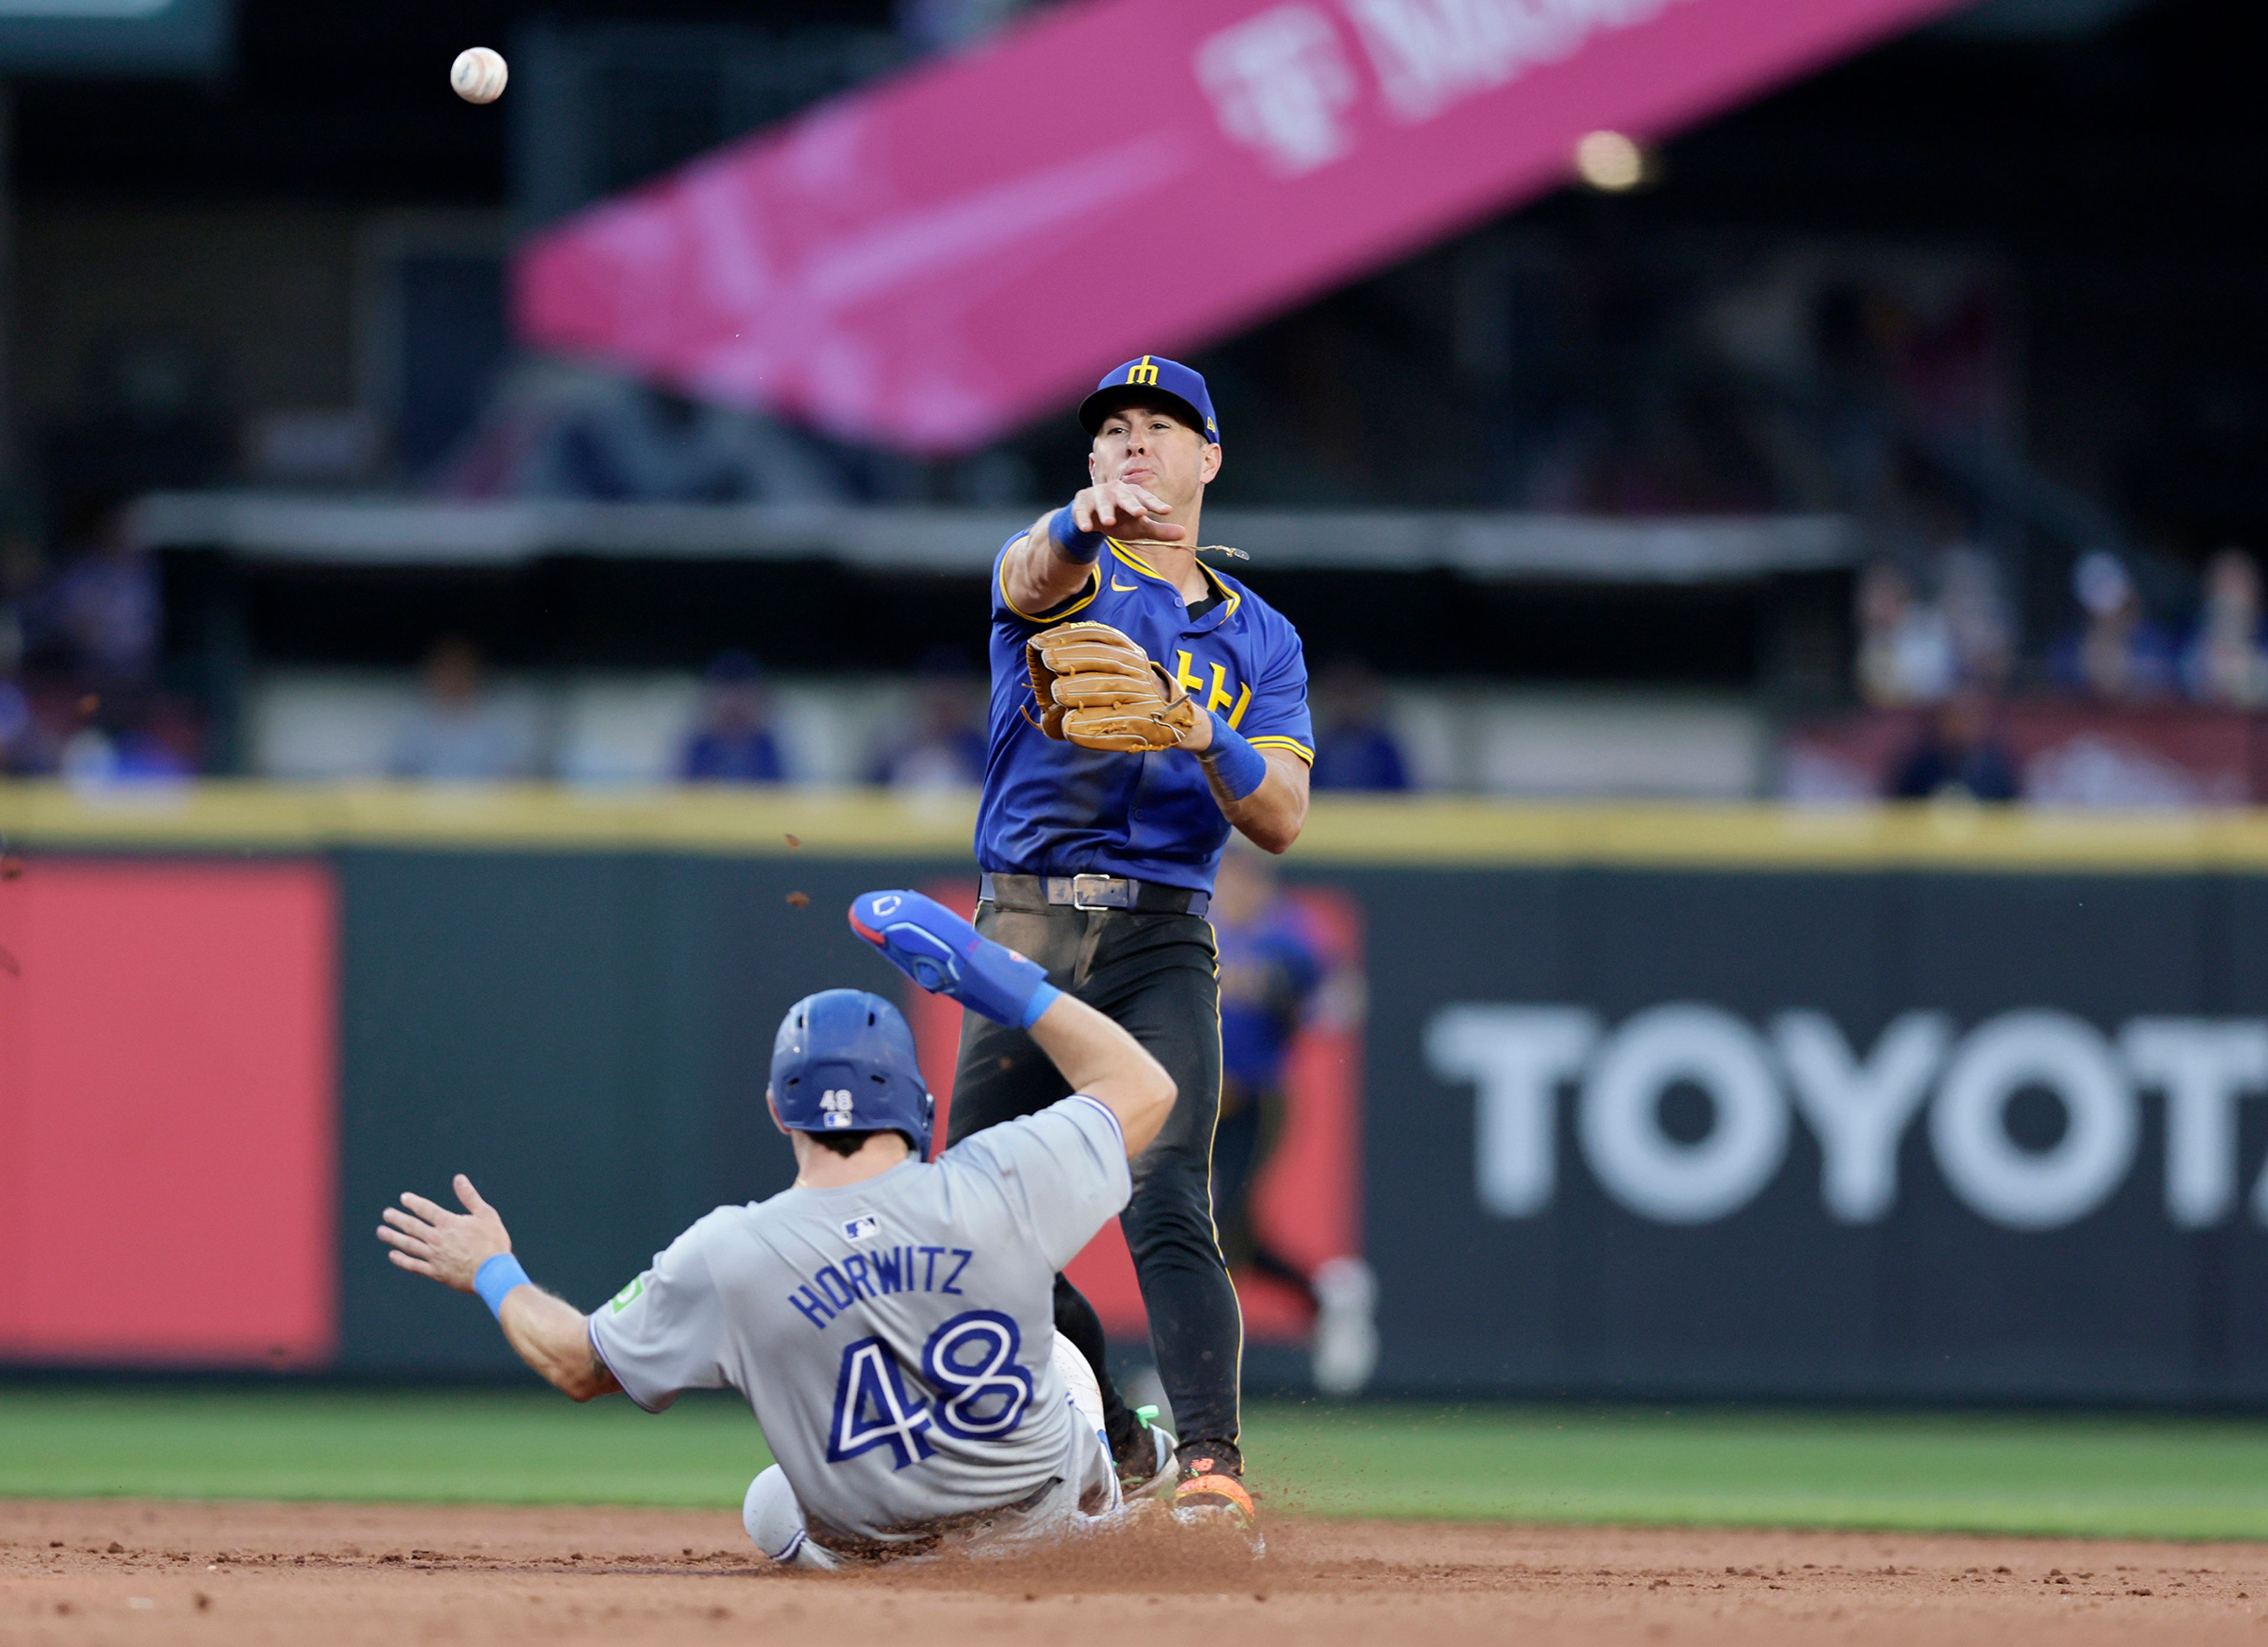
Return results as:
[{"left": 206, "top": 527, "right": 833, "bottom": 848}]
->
[{"left": 377, "top": 890, "right": 1172, "bottom": 1568}]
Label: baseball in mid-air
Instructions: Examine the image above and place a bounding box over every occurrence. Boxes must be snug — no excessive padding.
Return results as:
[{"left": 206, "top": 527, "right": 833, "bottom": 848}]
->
[{"left": 451, "top": 47, "right": 509, "bottom": 105}]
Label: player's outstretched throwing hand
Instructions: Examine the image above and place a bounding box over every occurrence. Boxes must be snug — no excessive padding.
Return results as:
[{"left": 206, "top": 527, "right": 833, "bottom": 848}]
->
[{"left": 850, "top": 890, "right": 1061, "bottom": 1028}]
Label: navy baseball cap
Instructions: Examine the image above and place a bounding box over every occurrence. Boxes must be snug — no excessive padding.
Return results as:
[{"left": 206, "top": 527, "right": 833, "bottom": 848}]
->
[{"left": 1079, "top": 356, "right": 1220, "bottom": 444}]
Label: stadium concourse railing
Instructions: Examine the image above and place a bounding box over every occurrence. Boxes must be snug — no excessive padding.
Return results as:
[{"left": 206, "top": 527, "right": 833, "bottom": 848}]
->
[{"left": 12, "top": 781, "right": 2268, "bottom": 1402}]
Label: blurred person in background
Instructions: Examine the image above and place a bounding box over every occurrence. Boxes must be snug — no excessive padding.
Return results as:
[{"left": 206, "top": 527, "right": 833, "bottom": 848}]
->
[
  {"left": 1935, "top": 540, "right": 2015, "bottom": 693},
  {"left": 682, "top": 650, "right": 786, "bottom": 784},
  {"left": 869, "top": 648, "right": 986, "bottom": 792},
  {"left": 0, "top": 523, "right": 38, "bottom": 774},
  {"left": 390, "top": 637, "right": 532, "bottom": 782},
  {"left": 1888, "top": 690, "right": 2019, "bottom": 803},
  {"left": 1308, "top": 659, "right": 1410, "bottom": 792},
  {"left": 2182, "top": 547, "right": 2268, "bottom": 708},
  {"left": 1854, "top": 560, "right": 1956, "bottom": 707},
  {"left": 58, "top": 689, "right": 200, "bottom": 785},
  {"left": 2053, "top": 550, "right": 2178, "bottom": 704},
  {"left": 0, "top": 680, "right": 31, "bottom": 775},
  {"left": 1210, "top": 846, "right": 1377, "bottom": 1396},
  {"left": 38, "top": 513, "right": 158, "bottom": 693}
]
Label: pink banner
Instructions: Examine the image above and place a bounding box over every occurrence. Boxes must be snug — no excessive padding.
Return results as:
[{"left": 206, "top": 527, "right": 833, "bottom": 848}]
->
[{"left": 517, "top": 0, "right": 1969, "bottom": 453}]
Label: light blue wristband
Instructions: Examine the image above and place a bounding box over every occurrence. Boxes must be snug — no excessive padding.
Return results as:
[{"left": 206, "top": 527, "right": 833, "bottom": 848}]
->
[
  {"left": 474, "top": 1253, "right": 532, "bottom": 1319},
  {"left": 1047, "top": 504, "right": 1106, "bottom": 565},
  {"left": 1197, "top": 722, "right": 1269, "bottom": 801}
]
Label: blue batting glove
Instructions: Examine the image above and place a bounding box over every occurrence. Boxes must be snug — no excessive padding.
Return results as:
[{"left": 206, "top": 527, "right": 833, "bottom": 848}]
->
[{"left": 849, "top": 890, "right": 1063, "bottom": 1029}]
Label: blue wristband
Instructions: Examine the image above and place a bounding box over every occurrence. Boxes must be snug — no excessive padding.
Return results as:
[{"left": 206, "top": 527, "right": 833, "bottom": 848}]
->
[
  {"left": 1198, "top": 721, "right": 1269, "bottom": 801},
  {"left": 1018, "top": 980, "right": 1064, "bottom": 1030},
  {"left": 474, "top": 1253, "right": 532, "bottom": 1319},
  {"left": 1047, "top": 505, "right": 1106, "bottom": 565}
]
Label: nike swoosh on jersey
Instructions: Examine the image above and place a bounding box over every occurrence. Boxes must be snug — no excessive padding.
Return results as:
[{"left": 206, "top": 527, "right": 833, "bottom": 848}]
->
[{"left": 1111, "top": 578, "right": 1139, "bottom": 591}]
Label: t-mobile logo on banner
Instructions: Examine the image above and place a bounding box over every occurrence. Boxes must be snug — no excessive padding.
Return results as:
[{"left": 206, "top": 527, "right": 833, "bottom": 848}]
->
[
  {"left": 1196, "top": 6, "right": 1361, "bottom": 176},
  {"left": 1197, "top": 0, "right": 1697, "bottom": 175},
  {"left": 1427, "top": 1004, "right": 2268, "bottom": 1232}
]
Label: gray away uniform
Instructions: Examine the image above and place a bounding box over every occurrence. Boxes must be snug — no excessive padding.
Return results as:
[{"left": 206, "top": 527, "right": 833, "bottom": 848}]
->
[{"left": 589, "top": 1094, "right": 1130, "bottom": 1565}]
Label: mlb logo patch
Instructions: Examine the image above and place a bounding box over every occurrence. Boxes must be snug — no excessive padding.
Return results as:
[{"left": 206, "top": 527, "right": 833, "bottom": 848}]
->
[
  {"left": 843, "top": 1214, "right": 880, "bottom": 1243},
  {"left": 820, "top": 1088, "right": 855, "bottom": 1129}
]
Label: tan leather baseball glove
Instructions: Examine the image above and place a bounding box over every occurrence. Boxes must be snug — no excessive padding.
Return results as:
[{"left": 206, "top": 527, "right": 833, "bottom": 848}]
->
[{"left": 1025, "top": 621, "right": 1198, "bottom": 752}]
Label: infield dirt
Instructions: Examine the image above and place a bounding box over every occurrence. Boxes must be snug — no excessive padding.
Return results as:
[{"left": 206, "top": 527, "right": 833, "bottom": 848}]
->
[{"left": 5, "top": 1499, "right": 2266, "bottom": 1645}]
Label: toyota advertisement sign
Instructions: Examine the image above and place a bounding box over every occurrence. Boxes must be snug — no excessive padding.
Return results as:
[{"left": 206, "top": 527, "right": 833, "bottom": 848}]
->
[{"left": 1356, "top": 862, "right": 2268, "bottom": 1402}]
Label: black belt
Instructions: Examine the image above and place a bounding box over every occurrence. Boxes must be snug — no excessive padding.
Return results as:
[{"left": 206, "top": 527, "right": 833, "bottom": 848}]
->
[{"left": 979, "top": 872, "right": 1210, "bottom": 918}]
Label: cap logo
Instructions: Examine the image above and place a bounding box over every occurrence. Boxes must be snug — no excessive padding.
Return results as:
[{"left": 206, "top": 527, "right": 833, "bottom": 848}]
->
[
  {"left": 1126, "top": 356, "right": 1161, "bottom": 387},
  {"left": 872, "top": 894, "right": 902, "bottom": 916},
  {"left": 820, "top": 1089, "right": 855, "bottom": 1127}
]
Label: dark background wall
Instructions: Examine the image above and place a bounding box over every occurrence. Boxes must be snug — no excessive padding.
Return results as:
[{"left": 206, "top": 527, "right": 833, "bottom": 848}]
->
[
  {"left": 312, "top": 842, "right": 2268, "bottom": 1404},
  {"left": 334, "top": 850, "right": 960, "bottom": 1372}
]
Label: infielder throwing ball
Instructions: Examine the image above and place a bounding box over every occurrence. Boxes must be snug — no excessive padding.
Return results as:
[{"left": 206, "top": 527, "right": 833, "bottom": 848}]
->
[
  {"left": 957, "top": 355, "right": 1313, "bottom": 1525},
  {"left": 379, "top": 890, "right": 1175, "bottom": 1568}
]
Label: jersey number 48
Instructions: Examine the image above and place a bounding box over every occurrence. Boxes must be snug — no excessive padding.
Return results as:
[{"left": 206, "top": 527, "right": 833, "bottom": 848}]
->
[{"left": 825, "top": 1309, "right": 1036, "bottom": 1470}]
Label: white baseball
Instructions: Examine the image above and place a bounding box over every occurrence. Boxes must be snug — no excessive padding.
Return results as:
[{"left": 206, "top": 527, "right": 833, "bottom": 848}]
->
[{"left": 451, "top": 47, "right": 509, "bottom": 105}]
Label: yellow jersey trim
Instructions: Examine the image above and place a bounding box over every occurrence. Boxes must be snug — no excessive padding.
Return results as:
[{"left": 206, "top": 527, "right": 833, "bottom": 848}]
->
[
  {"left": 999, "top": 552, "right": 1099, "bottom": 623},
  {"left": 1247, "top": 736, "right": 1314, "bottom": 765},
  {"left": 1106, "top": 543, "right": 1244, "bottom": 621},
  {"left": 1107, "top": 542, "right": 1166, "bottom": 580},
  {"left": 1195, "top": 560, "right": 1244, "bottom": 621}
]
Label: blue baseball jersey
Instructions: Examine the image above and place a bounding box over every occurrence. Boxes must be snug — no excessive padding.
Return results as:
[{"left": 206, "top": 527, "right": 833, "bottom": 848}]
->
[
  {"left": 1217, "top": 897, "right": 1325, "bottom": 1091},
  {"left": 976, "top": 539, "right": 1313, "bottom": 893}
]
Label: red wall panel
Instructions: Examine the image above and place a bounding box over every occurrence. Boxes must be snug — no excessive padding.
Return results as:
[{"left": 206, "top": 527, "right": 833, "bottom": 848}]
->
[{"left": 0, "top": 860, "right": 337, "bottom": 1365}]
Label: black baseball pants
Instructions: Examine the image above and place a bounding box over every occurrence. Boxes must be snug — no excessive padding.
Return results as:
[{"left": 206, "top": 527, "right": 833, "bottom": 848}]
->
[{"left": 946, "top": 899, "right": 1239, "bottom": 1465}]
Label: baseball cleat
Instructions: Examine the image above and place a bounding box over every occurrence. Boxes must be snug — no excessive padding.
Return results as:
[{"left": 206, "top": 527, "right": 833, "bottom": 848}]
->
[
  {"left": 1171, "top": 1446, "right": 1261, "bottom": 1549},
  {"left": 1117, "top": 1405, "right": 1177, "bottom": 1501},
  {"left": 1311, "top": 1255, "right": 1379, "bottom": 1396}
]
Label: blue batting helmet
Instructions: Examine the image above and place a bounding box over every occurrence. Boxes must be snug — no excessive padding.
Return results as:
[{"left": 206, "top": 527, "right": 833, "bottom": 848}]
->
[{"left": 768, "top": 989, "right": 934, "bottom": 1157}]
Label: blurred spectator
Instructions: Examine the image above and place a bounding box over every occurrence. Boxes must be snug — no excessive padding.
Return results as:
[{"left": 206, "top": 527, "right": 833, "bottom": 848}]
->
[
  {"left": 1888, "top": 692, "right": 2020, "bottom": 803},
  {"left": 390, "top": 638, "right": 532, "bottom": 781},
  {"left": 1308, "top": 661, "right": 1410, "bottom": 792},
  {"left": 1855, "top": 561, "right": 1957, "bottom": 707},
  {"left": 1210, "top": 846, "right": 1376, "bottom": 1396},
  {"left": 2182, "top": 547, "right": 2268, "bottom": 708},
  {"left": 59, "top": 691, "right": 200, "bottom": 785},
  {"left": 2052, "top": 551, "right": 2178, "bottom": 703},
  {"left": 1935, "top": 542, "right": 2015, "bottom": 692},
  {"left": 682, "top": 651, "right": 786, "bottom": 784},
  {"left": 0, "top": 525, "right": 34, "bottom": 772},
  {"left": 0, "top": 679, "right": 31, "bottom": 775},
  {"left": 37, "top": 516, "right": 159, "bottom": 689},
  {"left": 870, "top": 651, "right": 986, "bottom": 791}
]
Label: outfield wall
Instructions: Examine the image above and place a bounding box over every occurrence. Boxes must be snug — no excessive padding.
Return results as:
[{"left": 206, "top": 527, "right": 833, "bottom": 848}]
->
[{"left": 12, "top": 783, "right": 2268, "bottom": 1401}]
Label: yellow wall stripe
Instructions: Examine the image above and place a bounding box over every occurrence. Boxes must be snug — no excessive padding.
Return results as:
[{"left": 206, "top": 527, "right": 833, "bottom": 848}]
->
[{"left": 10, "top": 782, "right": 2268, "bottom": 870}]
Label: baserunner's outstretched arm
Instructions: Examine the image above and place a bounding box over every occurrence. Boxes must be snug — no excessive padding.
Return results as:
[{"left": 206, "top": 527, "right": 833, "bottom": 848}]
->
[
  {"left": 850, "top": 890, "right": 1175, "bottom": 1155},
  {"left": 377, "top": 1173, "right": 621, "bottom": 1401}
]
